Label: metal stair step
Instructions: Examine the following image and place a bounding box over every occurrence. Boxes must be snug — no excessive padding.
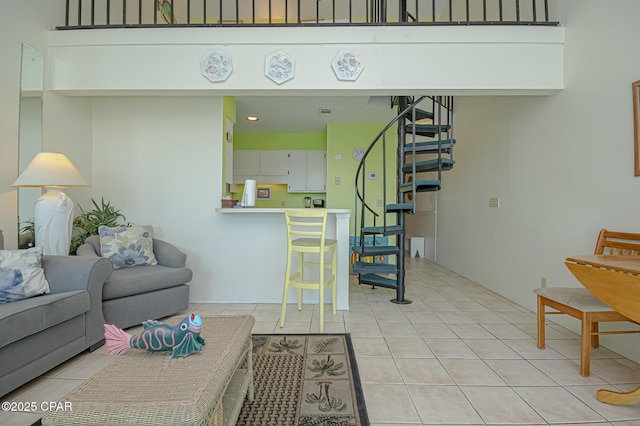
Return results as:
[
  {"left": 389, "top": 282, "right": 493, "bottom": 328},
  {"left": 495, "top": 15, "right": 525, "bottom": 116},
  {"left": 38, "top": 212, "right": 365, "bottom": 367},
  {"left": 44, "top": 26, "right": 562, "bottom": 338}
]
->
[
  {"left": 358, "top": 273, "right": 398, "bottom": 289},
  {"left": 402, "top": 158, "right": 455, "bottom": 173},
  {"left": 352, "top": 245, "right": 401, "bottom": 256},
  {"left": 405, "top": 139, "right": 456, "bottom": 154},
  {"left": 353, "top": 261, "right": 398, "bottom": 274},
  {"left": 386, "top": 203, "right": 415, "bottom": 213},
  {"left": 406, "top": 123, "right": 451, "bottom": 137},
  {"left": 399, "top": 179, "right": 441, "bottom": 192},
  {"left": 406, "top": 108, "right": 434, "bottom": 122},
  {"left": 361, "top": 225, "right": 403, "bottom": 235}
]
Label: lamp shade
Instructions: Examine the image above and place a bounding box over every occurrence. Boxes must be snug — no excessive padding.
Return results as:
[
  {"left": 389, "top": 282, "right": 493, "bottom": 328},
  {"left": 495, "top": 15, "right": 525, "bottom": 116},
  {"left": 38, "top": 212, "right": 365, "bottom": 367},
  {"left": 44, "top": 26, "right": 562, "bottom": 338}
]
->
[{"left": 12, "top": 152, "right": 88, "bottom": 188}]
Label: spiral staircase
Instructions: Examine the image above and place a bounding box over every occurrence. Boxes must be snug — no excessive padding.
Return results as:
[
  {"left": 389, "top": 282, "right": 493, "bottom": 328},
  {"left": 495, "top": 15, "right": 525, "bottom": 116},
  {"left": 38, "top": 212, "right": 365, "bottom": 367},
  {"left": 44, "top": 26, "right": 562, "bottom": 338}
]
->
[{"left": 352, "top": 95, "right": 455, "bottom": 303}]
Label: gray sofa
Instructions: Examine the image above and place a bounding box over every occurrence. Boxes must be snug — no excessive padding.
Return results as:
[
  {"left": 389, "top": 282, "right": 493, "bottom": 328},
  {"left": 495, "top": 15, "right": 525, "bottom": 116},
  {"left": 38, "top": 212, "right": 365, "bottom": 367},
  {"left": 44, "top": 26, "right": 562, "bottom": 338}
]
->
[
  {"left": 0, "top": 230, "right": 113, "bottom": 397},
  {"left": 77, "top": 235, "right": 192, "bottom": 330}
]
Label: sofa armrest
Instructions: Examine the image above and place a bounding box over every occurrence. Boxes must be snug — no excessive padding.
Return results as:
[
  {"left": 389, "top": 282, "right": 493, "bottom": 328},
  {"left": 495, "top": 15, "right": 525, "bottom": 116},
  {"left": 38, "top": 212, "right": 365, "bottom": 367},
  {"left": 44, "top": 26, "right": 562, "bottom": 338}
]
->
[
  {"left": 42, "top": 255, "right": 113, "bottom": 347},
  {"left": 76, "top": 242, "right": 100, "bottom": 257},
  {"left": 153, "top": 239, "right": 187, "bottom": 268}
]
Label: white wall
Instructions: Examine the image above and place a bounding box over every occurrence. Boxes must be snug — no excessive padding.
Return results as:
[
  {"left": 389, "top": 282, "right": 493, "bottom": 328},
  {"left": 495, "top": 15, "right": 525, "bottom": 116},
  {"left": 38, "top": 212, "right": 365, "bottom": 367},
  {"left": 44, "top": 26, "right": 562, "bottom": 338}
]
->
[
  {"left": 91, "top": 97, "right": 223, "bottom": 301},
  {"left": 436, "top": 0, "right": 640, "bottom": 363},
  {"left": 47, "top": 26, "right": 564, "bottom": 96},
  {"left": 0, "top": 1, "right": 64, "bottom": 248}
]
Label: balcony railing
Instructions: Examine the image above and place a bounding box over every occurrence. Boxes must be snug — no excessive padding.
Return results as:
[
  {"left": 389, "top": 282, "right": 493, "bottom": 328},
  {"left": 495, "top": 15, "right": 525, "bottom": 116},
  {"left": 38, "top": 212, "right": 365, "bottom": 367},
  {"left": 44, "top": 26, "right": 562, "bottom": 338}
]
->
[{"left": 60, "top": 0, "right": 557, "bottom": 29}]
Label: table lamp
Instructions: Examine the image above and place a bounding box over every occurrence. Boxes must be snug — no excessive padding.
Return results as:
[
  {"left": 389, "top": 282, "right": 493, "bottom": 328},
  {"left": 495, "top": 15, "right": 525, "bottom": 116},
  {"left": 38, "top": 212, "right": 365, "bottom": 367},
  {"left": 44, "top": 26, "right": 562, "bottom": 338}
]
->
[{"left": 12, "top": 152, "right": 89, "bottom": 255}]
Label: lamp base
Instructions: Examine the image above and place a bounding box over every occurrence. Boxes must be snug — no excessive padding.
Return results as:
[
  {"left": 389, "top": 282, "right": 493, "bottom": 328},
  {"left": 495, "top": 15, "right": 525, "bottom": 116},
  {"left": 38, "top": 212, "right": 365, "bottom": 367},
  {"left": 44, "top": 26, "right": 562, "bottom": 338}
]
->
[{"left": 34, "top": 187, "right": 74, "bottom": 255}]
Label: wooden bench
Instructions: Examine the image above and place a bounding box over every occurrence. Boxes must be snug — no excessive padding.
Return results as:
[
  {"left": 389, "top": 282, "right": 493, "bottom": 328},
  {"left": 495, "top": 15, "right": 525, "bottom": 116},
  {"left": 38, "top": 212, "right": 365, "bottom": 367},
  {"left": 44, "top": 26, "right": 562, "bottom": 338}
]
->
[{"left": 534, "top": 229, "right": 640, "bottom": 376}]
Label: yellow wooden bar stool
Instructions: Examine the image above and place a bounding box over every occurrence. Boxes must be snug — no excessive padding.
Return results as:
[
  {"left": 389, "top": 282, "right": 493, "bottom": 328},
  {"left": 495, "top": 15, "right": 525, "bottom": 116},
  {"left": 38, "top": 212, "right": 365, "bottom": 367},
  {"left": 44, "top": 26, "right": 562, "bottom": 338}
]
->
[{"left": 280, "top": 208, "right": 338, "bottom": 333}]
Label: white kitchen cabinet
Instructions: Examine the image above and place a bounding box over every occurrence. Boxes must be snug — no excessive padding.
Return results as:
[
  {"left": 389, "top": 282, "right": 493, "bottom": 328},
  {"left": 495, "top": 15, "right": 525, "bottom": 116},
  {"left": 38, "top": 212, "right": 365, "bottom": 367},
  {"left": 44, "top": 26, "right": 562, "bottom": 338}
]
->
[
  {"left": 233, "top": 150, "right": 289, "bottom": 184},
  {"left": 287, "top": 150, "right": 326, "bottom": 192},
  {"left": 259, "top": 150, "right": 289, "bottom": 184},
  {"left": 233, "top": 150, "right": 260, "bottom": 183}
]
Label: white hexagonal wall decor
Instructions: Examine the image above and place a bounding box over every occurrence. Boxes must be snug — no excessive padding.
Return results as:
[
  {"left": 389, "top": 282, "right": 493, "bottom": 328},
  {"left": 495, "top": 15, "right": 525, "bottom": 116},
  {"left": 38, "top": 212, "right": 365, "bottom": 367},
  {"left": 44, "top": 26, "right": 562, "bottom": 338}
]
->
[
  {"left": 265, "top": 51, "right": 295, "bottom": 85},
  {"left": 201, "top": 50, "right": 233, "bottom": 83},
  {"left": 332, "top": 50, "right": 364, "bottom": 81}
]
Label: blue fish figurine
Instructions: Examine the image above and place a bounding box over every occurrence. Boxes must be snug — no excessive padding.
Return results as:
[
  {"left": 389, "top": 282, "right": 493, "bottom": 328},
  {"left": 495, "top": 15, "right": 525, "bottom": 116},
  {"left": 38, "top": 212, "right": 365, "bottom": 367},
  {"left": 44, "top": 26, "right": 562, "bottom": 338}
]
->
[{"left": 104, "top": 313, "right": 205, "bottom": 358}]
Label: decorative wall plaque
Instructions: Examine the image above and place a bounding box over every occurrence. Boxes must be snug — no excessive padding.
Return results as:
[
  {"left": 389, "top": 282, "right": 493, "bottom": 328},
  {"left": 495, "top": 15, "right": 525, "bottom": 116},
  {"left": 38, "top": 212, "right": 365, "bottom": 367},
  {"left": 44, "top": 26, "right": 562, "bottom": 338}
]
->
[
  {"left": 332, "top": 50, "right": 364, "bottom": 81},
  {"left": 265, "top": 51, "right": 295, "bottom": 85},
  {"left": 201, "top": 50, "right": 233, "bottom": 82}
]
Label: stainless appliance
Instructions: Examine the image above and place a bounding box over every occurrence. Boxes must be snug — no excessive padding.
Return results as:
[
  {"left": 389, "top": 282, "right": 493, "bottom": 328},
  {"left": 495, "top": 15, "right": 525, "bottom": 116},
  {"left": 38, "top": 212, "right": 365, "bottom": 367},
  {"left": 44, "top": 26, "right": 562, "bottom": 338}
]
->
[
  {"left": 312, "top": 199, "right": 325, "bottom": 208},
  {"left": 303, "top": 197, "right": 312, "bottom": 208}
]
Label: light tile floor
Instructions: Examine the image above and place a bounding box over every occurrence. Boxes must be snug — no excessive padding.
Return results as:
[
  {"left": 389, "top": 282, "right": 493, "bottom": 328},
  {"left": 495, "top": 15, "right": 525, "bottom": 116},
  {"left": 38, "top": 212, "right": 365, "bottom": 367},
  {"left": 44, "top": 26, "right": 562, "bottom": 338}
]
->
[{"left": 3, "top": 257, "right": 640, "bottom": 425}]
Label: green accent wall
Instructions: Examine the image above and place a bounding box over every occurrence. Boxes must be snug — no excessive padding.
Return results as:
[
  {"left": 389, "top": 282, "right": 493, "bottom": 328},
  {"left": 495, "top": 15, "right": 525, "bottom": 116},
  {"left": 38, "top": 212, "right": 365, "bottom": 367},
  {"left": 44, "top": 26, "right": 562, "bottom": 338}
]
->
[
  {"left": 326, "top": 123, "right": 397, "bottom": 231},
  {"left": 222, "top": 96, "right": 236, "bottom": 195},
  {"left": 234, "top": 132, "right": 326, "bottom": 150}
]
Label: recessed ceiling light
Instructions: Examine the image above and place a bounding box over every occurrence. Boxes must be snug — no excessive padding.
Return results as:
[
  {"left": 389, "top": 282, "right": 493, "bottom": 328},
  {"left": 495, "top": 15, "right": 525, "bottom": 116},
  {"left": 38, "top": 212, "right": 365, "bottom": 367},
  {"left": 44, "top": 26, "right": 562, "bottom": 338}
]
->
[
  {"left": 246, "top": 116, "right": 259, "bottom": 122},
  {"left": 318, "top": 108, "right": 333, "bottom": 115}
]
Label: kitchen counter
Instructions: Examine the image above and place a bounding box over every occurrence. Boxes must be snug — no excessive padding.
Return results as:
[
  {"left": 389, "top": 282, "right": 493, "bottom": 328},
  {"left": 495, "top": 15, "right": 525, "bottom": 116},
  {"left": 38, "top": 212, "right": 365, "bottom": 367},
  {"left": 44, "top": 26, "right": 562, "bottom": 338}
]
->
[
  {"left": 215, "top": 207, "right": 350, "bottom": 214},
  {"left": 213, "top": 207, "right": 352, "bottom": 310}
]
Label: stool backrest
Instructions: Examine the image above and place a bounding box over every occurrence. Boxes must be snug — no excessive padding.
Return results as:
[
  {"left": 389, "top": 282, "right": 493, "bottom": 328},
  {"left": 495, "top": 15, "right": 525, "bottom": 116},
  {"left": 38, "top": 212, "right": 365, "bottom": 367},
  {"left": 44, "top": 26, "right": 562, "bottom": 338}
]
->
[
  {"left": 595, "top": 229, "right": 640, "bottom": 256},
  {"left": 285, "top": 209, "right": 328, "bottom": 245}
]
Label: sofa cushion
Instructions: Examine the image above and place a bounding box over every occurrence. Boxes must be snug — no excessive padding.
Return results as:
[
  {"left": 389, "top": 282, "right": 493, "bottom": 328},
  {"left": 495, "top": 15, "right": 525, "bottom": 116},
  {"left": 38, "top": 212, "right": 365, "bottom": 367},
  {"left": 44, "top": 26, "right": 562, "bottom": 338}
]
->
[
  {"left": 0, "top": 290, "right": 89, "bottom": 350},
  {"left": 0, "top": 247, "right": 50, "bottom": 304},
  {"left": 102, "top": 265, "right": 193, "bottom": 300},
  {"left": 99, "top": 225, "right": 158, "bottom": 269}
]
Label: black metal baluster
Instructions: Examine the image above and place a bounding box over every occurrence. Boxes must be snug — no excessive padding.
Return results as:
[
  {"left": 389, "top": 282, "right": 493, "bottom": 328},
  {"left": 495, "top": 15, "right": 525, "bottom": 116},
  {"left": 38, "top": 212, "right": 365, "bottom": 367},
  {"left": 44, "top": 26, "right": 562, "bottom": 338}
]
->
[
  {"left": 285, "top": 0, "right": 288, "bottom": 24},
  {"left": 431, "top": 0, "right": 435, "bottom": 22},
  {"left": 106, "top": 0, "right": 110, "bottom": 25},
  {"left": 65, "top": 0, "right": 70, "bottom": 26},
  {"left": 154, "top": 0, "right": 157, "bottom": 24},
  {"left": 187, "top": 0, "right": 191, "bottom": 24},
  {"left": 516, "top": 0, "right": 520, "bottom": 21},
  {"left": 91, "top": 0, "right": 95, "bottom": 26},
  {"left": 532, "top": 0, "right": 537, "bottom": 22},
  {"left": 349, "top": 0, "right": 352, "bottom": 23},
  {"left": 544, "top": 0, "right": 549, "bottom": 21},
  {"left": 499, "top": 0, "right": 503, "bottom": 21},
  {"left": 466, "top": 0, "right": 469, "bottom": 22},
  {"left": 483, "top": 0, "right": 486, "bottom": 21},
  {"left": 448, "top": 0, "right": 452, "bottom": 22},
  {"left": 203, "top": 0, "right": 206, "bottom": 25},
  {"left": 78, "top": 0, "right": 82, "bottom": 26},
  {"left": 219, "top": 0, "right": 222, "bottom": 25},
  {"left": 138, "top": 0, "right": 142, "bottom": 25},
  {"left": 332, "top": 0, "right": 335, "bottom": 23},
  {"left": 122, "top": 0, "right": 126, "bottom": 25},
  {"left": 170, "top": 0, "right": 174, "bottom": 24}
]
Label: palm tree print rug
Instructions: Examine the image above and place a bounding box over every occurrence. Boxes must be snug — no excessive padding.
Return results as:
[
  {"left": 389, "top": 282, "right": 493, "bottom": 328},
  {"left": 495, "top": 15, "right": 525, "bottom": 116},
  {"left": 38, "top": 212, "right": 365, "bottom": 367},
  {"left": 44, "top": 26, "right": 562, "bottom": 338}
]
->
[{"left": 236, "top": 334, "right": 369, "bottom": 426}]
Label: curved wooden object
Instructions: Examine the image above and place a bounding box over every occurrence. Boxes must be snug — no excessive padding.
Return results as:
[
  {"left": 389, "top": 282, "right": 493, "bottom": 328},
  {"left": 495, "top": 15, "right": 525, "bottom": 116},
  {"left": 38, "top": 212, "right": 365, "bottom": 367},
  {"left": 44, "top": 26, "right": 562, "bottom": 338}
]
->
[{"left": 565, "top": 261, "right": 640, "bottom": 405}]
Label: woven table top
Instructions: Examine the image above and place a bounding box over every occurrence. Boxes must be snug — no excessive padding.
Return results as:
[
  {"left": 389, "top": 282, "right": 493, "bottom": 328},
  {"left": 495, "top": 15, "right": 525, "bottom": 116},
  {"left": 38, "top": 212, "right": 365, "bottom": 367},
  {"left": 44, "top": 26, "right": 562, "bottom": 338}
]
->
[{"left": 42, "top": 315, "right": 255, "bottom": 426}]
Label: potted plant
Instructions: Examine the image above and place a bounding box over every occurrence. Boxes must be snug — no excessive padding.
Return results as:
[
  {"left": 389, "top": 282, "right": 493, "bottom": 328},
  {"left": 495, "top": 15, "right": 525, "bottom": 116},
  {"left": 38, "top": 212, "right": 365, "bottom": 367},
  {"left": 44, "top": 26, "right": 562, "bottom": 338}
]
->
[
  {"left": 70, "top": 198, "right": 129, "bottom": 254},
  {"left": 18, "top": 218, "right": 35, "bottom": 249}
]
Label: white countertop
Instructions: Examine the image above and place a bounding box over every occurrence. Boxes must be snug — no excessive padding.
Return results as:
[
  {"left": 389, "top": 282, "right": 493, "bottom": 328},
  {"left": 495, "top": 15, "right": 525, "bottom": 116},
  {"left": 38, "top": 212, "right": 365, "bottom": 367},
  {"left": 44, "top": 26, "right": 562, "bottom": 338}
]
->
[{"left": 216, "top": 207, "right": 351, "bottom": 214}]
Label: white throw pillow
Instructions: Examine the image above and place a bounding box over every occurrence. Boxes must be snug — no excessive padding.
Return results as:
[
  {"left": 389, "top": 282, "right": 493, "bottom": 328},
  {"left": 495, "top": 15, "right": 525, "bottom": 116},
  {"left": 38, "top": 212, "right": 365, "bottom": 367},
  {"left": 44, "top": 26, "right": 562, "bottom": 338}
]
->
[
  {"left": 99, "top": 225, "right": 158, "bottom": 269},
  {"left": 0, "top": 246, "right": 50, "bottom": 304}
]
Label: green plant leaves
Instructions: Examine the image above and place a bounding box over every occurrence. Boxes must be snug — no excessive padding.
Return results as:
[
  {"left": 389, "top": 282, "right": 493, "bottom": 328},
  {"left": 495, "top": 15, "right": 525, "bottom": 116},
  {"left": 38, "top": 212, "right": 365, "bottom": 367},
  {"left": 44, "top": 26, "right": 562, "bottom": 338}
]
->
[{"left": 69, "top": 197, "right": 129, "bottom": 254}]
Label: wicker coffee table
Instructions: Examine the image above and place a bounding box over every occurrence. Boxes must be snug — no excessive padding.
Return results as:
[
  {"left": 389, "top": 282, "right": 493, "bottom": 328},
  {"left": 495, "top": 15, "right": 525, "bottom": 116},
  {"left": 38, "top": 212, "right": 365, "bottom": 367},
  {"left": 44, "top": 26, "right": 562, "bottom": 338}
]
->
[{"left": 42, "top": 315, "right": 255, "bottom": 426}]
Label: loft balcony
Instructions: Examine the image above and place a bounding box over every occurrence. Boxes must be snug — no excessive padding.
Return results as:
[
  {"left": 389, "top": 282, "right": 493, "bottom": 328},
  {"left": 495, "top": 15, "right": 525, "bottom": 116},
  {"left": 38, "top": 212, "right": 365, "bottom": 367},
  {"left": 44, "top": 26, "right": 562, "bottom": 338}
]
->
[{"left": 60, "top": 0, "right": 558, "bottom": 29}]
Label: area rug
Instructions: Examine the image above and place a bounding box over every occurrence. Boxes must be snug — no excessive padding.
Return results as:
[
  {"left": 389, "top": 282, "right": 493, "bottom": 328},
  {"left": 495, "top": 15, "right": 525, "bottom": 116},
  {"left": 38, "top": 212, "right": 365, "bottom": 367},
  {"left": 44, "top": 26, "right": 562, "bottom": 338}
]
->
[{"left": 236, "top": 334, "right": 369, "bottom": 426}]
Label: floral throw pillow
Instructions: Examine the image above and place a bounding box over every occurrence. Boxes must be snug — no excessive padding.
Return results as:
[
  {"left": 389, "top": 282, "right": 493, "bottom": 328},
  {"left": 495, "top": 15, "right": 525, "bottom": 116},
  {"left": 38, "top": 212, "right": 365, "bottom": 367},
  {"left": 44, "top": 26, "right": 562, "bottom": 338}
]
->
[
  {"left": 0, "top": 246, "right": 50, "bottom": 304},
  {"left": 98, "top": 225, "right": 158, "bottom": 269}
]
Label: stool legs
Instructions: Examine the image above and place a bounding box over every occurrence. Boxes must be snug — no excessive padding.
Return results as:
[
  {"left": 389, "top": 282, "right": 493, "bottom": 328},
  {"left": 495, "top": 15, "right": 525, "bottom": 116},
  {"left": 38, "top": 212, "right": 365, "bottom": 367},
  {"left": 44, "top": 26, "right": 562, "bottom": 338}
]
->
[{"left": 280, "top": 247, "right": 337, "bottom": 333}]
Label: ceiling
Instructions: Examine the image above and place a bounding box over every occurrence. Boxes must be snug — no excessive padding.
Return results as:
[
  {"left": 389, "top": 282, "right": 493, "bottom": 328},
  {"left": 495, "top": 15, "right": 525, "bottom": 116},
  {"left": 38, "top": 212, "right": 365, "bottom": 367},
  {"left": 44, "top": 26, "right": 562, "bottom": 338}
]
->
[{"left": 234, "top": 95, "right": 398, "bottom": 133}]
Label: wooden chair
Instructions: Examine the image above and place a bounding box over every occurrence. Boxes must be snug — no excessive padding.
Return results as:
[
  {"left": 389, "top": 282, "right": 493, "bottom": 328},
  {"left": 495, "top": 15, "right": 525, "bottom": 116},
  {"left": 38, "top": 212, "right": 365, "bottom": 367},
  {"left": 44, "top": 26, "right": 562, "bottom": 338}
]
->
[
  {"left": 279, "top": 209, "right": 338, "bottom": 333},
  {"left": 534, "top": 229, "right": 640, "bottom": 376}
]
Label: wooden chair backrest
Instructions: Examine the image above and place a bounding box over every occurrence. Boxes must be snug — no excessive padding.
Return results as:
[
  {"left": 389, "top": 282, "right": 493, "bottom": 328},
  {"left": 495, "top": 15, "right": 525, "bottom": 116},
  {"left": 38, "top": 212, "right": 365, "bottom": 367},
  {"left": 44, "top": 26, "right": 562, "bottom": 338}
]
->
[{"left": 594, "top": 229, "right": 640, "bottom": 256}]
